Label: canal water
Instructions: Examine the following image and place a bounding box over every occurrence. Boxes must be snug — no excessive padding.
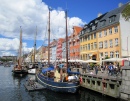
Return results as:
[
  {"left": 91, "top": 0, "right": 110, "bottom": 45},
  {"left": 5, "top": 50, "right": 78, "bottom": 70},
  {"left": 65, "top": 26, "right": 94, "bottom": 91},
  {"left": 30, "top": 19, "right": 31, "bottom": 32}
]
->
[{"left": 0, "top": 65, "right": 123, "bottom": 101}]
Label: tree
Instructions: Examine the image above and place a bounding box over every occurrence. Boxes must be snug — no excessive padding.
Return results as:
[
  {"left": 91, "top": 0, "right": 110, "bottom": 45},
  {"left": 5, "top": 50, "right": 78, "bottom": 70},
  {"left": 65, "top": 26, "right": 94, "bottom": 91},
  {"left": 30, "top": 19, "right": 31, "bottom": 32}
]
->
[{"left": 122, "top": 3, "right": 130, "bottom": 21}]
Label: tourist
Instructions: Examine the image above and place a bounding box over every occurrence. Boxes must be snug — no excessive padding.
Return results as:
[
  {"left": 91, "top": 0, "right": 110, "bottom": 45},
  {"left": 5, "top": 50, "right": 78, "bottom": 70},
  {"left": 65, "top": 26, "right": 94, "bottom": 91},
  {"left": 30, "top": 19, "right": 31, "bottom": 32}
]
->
[
  {"left": 108, "top": 63, "right": 114, "bottom": 76},
  {"left": 94, "top": 64, "right": 98, "bottom": 75}
]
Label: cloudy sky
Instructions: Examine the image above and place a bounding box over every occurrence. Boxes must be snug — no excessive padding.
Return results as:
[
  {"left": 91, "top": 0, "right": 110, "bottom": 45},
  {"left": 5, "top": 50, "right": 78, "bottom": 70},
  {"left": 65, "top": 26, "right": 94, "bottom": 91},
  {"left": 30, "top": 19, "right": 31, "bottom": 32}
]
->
[{"left": 0, "top": 0, "right": 129, "bottom": 56}]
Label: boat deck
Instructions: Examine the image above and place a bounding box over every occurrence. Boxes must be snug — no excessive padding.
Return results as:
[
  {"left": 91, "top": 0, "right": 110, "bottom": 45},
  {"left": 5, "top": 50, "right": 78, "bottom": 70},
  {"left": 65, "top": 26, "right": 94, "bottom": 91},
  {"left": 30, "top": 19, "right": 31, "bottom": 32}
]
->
[{"left": 24, "top": 80, "right": 46, "bottom": 91}]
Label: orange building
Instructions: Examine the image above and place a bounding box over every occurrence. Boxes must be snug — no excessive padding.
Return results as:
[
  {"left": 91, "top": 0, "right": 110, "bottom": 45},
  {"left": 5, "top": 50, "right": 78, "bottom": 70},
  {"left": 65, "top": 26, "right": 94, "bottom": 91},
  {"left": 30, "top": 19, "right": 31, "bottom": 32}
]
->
[{"left": 69, "top": 26, "right": 82, "bottom": 60}]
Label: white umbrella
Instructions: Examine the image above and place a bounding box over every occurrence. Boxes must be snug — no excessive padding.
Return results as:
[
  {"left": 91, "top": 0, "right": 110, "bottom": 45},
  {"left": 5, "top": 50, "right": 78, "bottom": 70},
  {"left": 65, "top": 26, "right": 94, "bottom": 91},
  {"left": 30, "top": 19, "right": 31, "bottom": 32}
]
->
[
  {"left": 102, "top": 58, "right": 128, "bottom": 62},
  {"left": 82, "top": 59, "right": 99, "bottom": 63}
]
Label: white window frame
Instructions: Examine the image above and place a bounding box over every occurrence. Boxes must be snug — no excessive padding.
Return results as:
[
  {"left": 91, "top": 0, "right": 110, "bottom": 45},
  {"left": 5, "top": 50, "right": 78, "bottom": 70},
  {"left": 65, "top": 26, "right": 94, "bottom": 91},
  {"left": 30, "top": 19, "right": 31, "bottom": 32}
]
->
[
  {"left": 105, "top": 52, "right": 108, "bottom": 58},
  {"left": 104, "top": 30, "right": 107, "bottom": 36},
  {"left": 110, "top": 51, "right": 114, "bottom": 58},
  {"left": 115, "top": 38, "right": 119, "bottom": 46},
  {"left": 115, "top": 51, "right": 119, "bottom": 58},
  {"left": 109, "top": 39, "right": 113, "bottom": 47},
  {"left": 109, "top": 28, "right": 112, "bottom": 34},
  {"left": 114, "top": 26, "right": 118, "bottom": 33},
  {"left": 94, "top": 42, "right": 97, "bottom": 49},
  {"left": 99, "top": 41, "right": 103, "bottom": 49},
  {"left": 104, "top": 40, "right": 108, "bottom": 48},
  {"left": 99, "top": 32, "right": 102, "bottom": 38}
]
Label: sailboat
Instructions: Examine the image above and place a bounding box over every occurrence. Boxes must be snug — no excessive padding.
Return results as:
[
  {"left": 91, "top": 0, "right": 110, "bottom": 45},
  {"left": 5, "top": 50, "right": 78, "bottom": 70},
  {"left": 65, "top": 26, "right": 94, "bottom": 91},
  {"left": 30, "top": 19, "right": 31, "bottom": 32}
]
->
[
  {"left": 12, "top": 26, "right": 28, "bottom": 76},
  {"left": 36, "top": 9, "right": 80, "bottom": 93},
  {"left": 28, "top": 26, "right": 39, "bottom": 74}
]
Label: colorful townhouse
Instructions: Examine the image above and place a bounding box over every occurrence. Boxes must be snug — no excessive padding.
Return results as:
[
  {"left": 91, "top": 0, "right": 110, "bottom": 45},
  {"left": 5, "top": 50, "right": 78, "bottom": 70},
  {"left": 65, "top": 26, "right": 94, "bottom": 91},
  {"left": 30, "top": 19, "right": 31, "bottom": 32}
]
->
[
  {"left": 79, "top": 2, "right": 130, "bottom": 61},
  {"left": 50, "top": 39, "right": 57, "bottom": 60},
  {"left": 69, "top": 26, "right": 82, "bottom": 60},
  {"left": 56, "top": 38, "right": 64, "bottom": 60},
  {"left": 62, "top": 36, "right": 71, "bottom": 61}
]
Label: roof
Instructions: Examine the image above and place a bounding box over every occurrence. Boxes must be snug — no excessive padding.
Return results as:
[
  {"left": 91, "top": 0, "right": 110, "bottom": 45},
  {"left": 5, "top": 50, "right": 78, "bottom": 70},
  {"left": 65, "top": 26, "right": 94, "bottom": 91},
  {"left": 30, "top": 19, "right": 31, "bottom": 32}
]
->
[
  {"left": 73, "top": 26, "right": 83, "bottom": 35},
  {"left": 79, "top": 2, "right": 129, "bottom": 36},
  {"left": 97, "top": 2, "right": 128, "bottom": 30}
]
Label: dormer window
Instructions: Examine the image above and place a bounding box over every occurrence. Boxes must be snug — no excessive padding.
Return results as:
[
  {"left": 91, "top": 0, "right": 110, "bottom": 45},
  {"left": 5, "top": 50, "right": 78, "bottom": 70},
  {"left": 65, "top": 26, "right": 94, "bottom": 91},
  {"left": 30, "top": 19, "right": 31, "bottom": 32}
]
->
[
  {"left": 109, "top": 15, "right": 116, "bottom": 23},
  {"left": 100, "top": 20, "right": 106, "bottom": 26},
  {"left": 92, "top": 26, "right": 96, "bottom": 30}
]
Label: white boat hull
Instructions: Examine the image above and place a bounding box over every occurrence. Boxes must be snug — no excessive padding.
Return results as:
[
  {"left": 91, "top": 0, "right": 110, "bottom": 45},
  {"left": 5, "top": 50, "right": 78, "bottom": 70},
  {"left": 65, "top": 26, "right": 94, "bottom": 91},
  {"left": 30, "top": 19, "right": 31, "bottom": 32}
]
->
[{"left": 28, "top": 68, "right": 36, "bottom": 74}]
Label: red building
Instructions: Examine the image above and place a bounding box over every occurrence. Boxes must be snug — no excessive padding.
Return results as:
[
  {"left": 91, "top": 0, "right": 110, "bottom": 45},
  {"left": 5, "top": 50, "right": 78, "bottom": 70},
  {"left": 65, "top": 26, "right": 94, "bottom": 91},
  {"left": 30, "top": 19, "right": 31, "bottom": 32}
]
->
[
  {"left": 56, "top": 38, "right": 64, "bottom": 60},
  {"left": 69, "top": 26, "right": 82, "bottom": 60}
]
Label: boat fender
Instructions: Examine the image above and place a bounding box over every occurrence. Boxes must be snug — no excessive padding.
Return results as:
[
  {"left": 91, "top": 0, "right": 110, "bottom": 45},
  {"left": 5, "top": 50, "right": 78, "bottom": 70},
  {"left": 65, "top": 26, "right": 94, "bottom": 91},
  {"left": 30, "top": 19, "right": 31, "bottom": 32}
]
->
[{"left": 79, "top": 76, "right": 82, "bottom": 84}]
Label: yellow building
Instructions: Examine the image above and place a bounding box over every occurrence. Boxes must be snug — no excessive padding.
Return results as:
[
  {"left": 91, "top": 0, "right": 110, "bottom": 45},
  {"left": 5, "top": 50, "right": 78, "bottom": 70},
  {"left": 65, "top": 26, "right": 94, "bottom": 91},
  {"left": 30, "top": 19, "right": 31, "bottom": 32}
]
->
[{"left": 79, "top": 2, "right": 130, "bottom": 62}]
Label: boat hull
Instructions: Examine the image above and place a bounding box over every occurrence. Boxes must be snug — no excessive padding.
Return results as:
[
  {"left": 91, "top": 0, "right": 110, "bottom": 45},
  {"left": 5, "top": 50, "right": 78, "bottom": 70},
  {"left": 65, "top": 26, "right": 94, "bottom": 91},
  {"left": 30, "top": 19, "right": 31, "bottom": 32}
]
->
[
  {"left": 36, "top": 73, "right": 80, "bottom": 93},
  {"left": 12, "top": 70, "right": 28, "bottom": 76}
]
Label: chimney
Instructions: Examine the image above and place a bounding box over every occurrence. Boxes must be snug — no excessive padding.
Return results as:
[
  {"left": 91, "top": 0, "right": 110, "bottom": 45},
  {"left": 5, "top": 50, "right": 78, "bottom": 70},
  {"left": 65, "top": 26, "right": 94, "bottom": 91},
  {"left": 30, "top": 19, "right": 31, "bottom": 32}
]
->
[
  {"left": 97, "top": 13, "right": 102, "bottom": 17},
  {"left": 118, "top": 3, "right": 123, "bottom": 7}
]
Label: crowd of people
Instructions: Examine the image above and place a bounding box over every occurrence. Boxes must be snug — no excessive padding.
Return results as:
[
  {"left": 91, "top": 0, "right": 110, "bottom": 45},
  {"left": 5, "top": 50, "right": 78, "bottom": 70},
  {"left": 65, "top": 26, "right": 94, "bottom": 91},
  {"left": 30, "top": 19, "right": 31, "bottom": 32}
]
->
[{"left": 41, "top": 61, "right": 122, "bottom": 77}]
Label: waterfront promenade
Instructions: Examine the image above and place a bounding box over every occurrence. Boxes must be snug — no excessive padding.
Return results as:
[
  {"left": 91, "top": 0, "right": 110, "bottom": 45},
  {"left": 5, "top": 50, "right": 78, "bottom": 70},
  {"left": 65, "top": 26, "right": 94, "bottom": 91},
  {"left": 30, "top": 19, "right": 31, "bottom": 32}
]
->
[{"left": 80, "top": 66, "right": 130, "bottom": 101}]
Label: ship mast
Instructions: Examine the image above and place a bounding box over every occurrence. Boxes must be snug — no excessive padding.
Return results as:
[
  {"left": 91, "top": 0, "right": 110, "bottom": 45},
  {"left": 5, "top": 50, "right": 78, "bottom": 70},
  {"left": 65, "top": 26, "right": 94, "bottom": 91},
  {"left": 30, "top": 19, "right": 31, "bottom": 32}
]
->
[
  {"left": 48, "top": 8, "right": 51, "bottom": 65},
  {"left": 65, "top": 11, "right": 68, "bottom": 68},
  {"left": 19, "top": 26, "right": 22, "bottom": 67},
  {"left": 34, "top": 26, "right": 37, "bottom": 63}
]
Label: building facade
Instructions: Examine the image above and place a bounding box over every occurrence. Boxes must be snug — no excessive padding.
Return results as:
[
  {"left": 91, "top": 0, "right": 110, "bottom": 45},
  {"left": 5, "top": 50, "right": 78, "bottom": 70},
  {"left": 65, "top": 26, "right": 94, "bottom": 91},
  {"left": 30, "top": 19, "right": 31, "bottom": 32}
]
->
[
  {"left": 56, "top": 38, "right": 64, "bottom": 60},
  {"left": 79, "top": 2, "right": 130, "bottom": 62},
  {"left": 69, "top": 26, "right": 82, "bottom": 60}
]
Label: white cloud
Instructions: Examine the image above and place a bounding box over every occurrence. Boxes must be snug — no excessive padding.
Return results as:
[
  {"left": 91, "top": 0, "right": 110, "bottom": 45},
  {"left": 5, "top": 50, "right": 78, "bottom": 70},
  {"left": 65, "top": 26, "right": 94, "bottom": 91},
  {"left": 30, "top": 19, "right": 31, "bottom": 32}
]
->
[
  {"left": 0, "top": 0, "right": 85, "bottom": 56},
  {"left": 0, "top": 38, "right": 32, "bottom": 56}
]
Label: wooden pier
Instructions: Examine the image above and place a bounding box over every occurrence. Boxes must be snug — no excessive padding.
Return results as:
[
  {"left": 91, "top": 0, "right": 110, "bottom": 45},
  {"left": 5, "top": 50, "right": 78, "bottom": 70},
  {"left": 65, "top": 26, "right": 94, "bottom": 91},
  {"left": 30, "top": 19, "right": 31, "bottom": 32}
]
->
[{"left": 24, "top": 79, "right": 46, "bottom": 91}]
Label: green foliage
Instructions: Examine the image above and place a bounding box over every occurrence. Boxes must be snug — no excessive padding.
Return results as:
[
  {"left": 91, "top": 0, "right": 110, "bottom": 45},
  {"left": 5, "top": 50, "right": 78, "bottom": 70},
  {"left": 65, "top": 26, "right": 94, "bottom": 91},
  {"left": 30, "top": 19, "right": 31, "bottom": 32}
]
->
[
  {"left": 105, "top": 56, "right": 110, "bottom": 59},
  {"left": 122, "top": 4, "right": 130, "bottom": 21},
  {"left": 90, "top": 63, "right": 94, "bottom": 68},
  {"left": 0, "top": 58, "right": 12, "bottom": 62}
]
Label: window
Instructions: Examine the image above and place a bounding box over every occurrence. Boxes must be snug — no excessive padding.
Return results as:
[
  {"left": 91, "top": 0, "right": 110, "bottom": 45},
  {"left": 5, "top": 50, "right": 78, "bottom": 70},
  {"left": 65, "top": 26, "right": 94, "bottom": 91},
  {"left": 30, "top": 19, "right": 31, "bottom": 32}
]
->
[
  {"left": 99, "top": 32, "right": 102, "bottom": 38},
  {"left": 104, "top": 30, "right": 107, "bottom": 36},
  {"left": 115, "top": 38, "right": 119, "bottom": 46},
  {"left": 109, "top": 39, "right": 113, "bottom": 47},
  {"left": 99, "top": 41, "right": 103, "bottom": 49},
  {"left": 94, "top": 42, "right": 97, "bottom": 49},
  {"left": 80, "top": 46, "right": 82, "bottom": 51},
  {"left": 91, "top": 34, "right": 93, "bottom": 40},
  {"left": 88, "top": 44, "right": 90, "bottom": 50},
  {"left": 83, "top": 45, "right": 85, "bottom": 51},
  {"left": 110, "top": 51, "right": 114, "bottom": 58},
  {"left": 105, "top": 52, "right": 108, "bottom": 58},
  {"left": 104, "top": 40, "right": 108, "bottom": 48},
  {"left": 100, "top": 52, "right": 103, "bottom": 58},
  {"left": 109, "top": 28, "right": 112, "bottom": 34},
  {"left": 86, "top": 44, "right": 88, "bottom": 50},
  {"left": 109, "top": 15, "right": 116, "bottom": 23},
  {"left": 88, "top": 35, "right": 90, "bottom": 40},
  {"left": 115, "top": 51, "right": 119, "bottom": 58},
  {"left": 100, "top": 20, "right": 106, "bottom": 26},
  {"left": 114, "top": 26, "right": 118, "bottom": 33},
  {"left": 94, "top": 33, "right": 96, "bottom": 39},
  {"left": 91, "top": 43, "right": 93, "bottom": 50},
  {"left": 92, "top": 26, "right": 96, "bottom": 30}
]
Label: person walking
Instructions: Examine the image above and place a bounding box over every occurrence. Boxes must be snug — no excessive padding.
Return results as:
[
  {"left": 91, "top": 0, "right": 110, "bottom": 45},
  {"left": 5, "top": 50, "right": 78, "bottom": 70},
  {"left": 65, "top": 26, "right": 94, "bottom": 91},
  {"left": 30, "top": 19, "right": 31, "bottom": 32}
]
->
[{"left": 94, "top": 64, "right": 98, "bottom": 75}]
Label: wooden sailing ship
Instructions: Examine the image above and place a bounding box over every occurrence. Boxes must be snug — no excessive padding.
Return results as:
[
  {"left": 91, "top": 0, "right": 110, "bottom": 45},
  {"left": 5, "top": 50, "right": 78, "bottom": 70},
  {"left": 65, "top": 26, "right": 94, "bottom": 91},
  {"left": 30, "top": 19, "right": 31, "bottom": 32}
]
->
[
  {"left": 36, "top": 9, "right": 80, "bottom": 93},
  {"left": 12, "top": 26, "right": 28, "bottom": 76}
]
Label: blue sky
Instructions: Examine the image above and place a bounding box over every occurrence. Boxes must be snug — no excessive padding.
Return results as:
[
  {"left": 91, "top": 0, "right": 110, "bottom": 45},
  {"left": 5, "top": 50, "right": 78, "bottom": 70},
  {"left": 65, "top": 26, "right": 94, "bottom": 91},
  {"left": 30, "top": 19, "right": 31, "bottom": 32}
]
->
[
  {"left": 42, "top": 0, "right": 129, "bottom": 22},
  {"left": 0, "top": 0, "right": 129, "bottom": 56}
]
